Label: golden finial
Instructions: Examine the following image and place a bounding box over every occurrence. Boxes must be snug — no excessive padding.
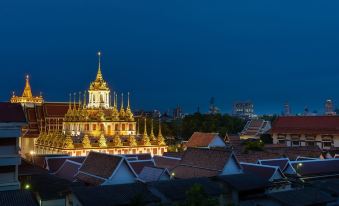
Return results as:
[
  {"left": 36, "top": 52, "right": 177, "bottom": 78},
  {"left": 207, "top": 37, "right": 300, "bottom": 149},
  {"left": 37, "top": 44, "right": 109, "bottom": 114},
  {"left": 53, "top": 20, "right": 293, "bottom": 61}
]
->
[
  {"left": 149, "top": 119, "right": 156, "bottom": 141},
  {"left": 144, "top": 118, "right": 148, "bottom": 136},
  {"left": 113, "top": 91, "right": 116, "bottom": 107},
  {"left": 22, "top": 75, "right": 33, "bottom": 98},
  {"left": 83, "top": 91, "right": 87, "bottom": 108},
  {"left": 96, "top": 51, "right": 103, "bottom": 81},
  {"left": 127, "top": 92, "right": 130, "bottom": 109},
  {"left": 121, "top": 93, "right": 124, "bottom": 109},
  {"left": 68, "top": 93, "right": 72, "bottom": 110},
  {"left": 78, "top": 91, "right": 82, "bottom": 110},
  {"left": 73, "top": 92, "right": 76, "bottom": 111}
]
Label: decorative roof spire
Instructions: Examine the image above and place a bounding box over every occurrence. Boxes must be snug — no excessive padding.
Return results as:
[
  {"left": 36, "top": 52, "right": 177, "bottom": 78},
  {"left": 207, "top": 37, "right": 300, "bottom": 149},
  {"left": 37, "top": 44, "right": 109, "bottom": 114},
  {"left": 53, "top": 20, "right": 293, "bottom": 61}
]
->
[
  {"left": 157, "top": 119, "right": 165, "bottom": 146},
  {"left": 68, "top": 93, "right": 72, "bottom": 111},
  {"left": 127, "top": 92, "right": 130, "bottom": 109},
  {"left": 113, "top": 91, "right": 117, "bottom": 108},
  {"left": 96, "top": 51, "right": 103, "bottom": 81},
  {"left": 143, "top": 118, "right": 148, "bottom": 136},
  {"left": 83, "top": 91, "right": 87, "bottom": 109},
  {"left": 120, "top": 93, "right": 124, "bottom": 110},
  {"left": 149, "top": 119, "right": 156, "bottom": 141},
  {"left": 22, "top": 75, "right": 33, "bottom": 98},
  {"left": 78, "top": 91, "right": 82, "bottom": 110},
  {"left": 73, "top": 92, "right": 76, "bottom": 111}
]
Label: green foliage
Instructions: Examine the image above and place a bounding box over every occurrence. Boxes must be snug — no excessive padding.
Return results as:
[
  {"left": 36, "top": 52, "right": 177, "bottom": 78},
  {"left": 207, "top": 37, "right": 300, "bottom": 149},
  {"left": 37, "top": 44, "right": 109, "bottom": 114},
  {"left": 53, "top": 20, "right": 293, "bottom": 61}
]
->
[
  {"left": 260, "top": 133, "right": 273, "bottom": 144},
  {"left": 178, "top": 184, "right": 218, "bottom": 206},
  {"left": 244, "top": 140, "right": 264, "bottom": 152},
  {"left": 137, "top": 114, "right": 245, "bottom": 145}
]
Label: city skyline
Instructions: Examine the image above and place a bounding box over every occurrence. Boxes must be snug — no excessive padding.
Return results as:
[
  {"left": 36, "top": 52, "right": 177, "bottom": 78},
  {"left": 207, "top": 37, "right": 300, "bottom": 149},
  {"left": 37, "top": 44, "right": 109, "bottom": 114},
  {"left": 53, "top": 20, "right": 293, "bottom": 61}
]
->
[{"left": 1, "top": 0, "right": 339, "bottom": 114}]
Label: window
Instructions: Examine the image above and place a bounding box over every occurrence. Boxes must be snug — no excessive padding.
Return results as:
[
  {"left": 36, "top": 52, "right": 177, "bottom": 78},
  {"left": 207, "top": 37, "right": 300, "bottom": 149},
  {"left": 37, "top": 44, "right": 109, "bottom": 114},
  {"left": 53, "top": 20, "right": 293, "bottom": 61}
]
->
[
  {"left": 292, "top": 141, "right": 300, "bottom": 146},
  {"left": 100, "top": 124, "right": 104, "bottom": 131},
  {"left": 92, "top": 124, "right": 96, "bottom": 131},
  {"left": 129, "top": 124, "right": 133, "bottom": 131},
  {"left": 322, "top": 142, "right": 332, "bottom": 148},
  {"left": 278, "top": 140, "right": 286, "bottom": 144},
  {"left": 115, "top": 124, "right": 119, "bottom": 131},
  {"left": 85, "top": 124, "right": 89, "bottom": 131},
  {"left": 122, "top": 124, "right": 125, "bottom": 131}
]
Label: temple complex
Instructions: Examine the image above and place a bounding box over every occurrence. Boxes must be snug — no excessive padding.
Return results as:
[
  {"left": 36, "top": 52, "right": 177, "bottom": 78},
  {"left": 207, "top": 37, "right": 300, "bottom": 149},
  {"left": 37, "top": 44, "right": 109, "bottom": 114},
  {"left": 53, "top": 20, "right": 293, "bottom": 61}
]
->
[
  {"left": 14, "top": 52, "right": 167, "bottom": 157},
  {"left": 10, "top": 75, "right": 44, "bottom": 106}
]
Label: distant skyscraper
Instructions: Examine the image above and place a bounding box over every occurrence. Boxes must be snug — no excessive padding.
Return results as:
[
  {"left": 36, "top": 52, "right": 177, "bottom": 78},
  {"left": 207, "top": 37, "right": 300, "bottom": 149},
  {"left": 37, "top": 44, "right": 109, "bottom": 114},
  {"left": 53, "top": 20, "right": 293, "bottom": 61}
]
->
[
  {"left": 283, "top": 102, "right": 291, "bottom": 116},
  {"left": 209, "top": 97, "right": 220, "bottom": 114},
  {"left": 233, "top": 101, "right": 254, "bottom": 118},
  {"left": 173, "top": 105, "right": 183, "bottom": 119},
  {"left": 325, "top": 99, "right": 336, "bottom": 116}
]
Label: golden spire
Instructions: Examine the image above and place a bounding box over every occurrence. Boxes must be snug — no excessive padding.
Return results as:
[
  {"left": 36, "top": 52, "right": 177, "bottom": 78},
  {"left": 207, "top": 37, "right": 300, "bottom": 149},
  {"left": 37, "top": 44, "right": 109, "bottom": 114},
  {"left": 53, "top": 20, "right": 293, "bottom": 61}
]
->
[
  {"left": 68, "top": 93, "right": 72, "bottom": 111},
  {"left": 149, "top": 119, "right": 156, "bottom": 141},
  {"left": 73, "top": 92, "right": 76, "bottom": 111},
  {"left": 22, "top": 75, "right": 33, "bottom": 98},
  {"left": 113, "top": 91, "right": 117, "bottom": 108},
  {"left": 119, "top": 93, "right": 126, "bottom": 117},
  {"left": 96, "top": 51, "right": 103, "bottom": 81},
  {"left": 120, "top": 93, "right": 124, "bottom": 110},
  {"left": 78, "top": 91, "right": 82, "bottom": 111},
  {"left": 141, "top": 118, "right": 151, "bottom": 145},
  {"left": 83, "top": 91, "right": 87, "bottom": 109},
  {"left": 157, "top": 119, "right": 165, "bottom": 146},
  {"left": 127, "top": 92, "right": 130, "bottom": 109},
  {"left": 143, "top": 118, "right": 148, "bottom": 136}
]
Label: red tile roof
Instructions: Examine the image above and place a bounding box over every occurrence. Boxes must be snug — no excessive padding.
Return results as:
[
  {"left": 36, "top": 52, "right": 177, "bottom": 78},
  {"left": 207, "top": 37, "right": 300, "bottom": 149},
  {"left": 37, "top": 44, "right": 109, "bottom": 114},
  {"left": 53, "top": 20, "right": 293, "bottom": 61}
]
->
[
  {"left": 186, "top": 132, "right": 219, "bottom": 148},
  {"left": 123, "top": 153, "right": 152, "bottom": 160},
  {"left": 138, "top": 166, "right": 169, "bottom": 182},
  {"left": 241, "top": 163, "right": 284, "bottom": 181},
  {"left": 54, "top": 160, "right": 82, "bottom": 181},
  {"left": 0, "top": 103, "right": 26, "bottom": 123},
  {"left": 46, "top": 156, "right": 85, "bottom": 173},
  {"left": 78, "top": 151, "right": 123, "bottom": 179},
  {"left": 172, "top": 166, "right": 219, "bottom": 179},
  {"left": 171, "top": 148, "right": 236, "bottom": 179},
  {"left": 153, "top": 156, "right": 181, "bottom": 170},
  {"left": 291, "top": 159, "right": 339, "bottom": 177},
  {"left": 258, "top": 158, "right": 290, "bottom": 171},
  {"left": 129, "top": 160, "right": 155, "bottom": 174},
  {"left": 75, "top": 172, "right": 105, "bottom": 186},
  {"left": 271, "top": 116, "right": 339, "bottom": 134}
]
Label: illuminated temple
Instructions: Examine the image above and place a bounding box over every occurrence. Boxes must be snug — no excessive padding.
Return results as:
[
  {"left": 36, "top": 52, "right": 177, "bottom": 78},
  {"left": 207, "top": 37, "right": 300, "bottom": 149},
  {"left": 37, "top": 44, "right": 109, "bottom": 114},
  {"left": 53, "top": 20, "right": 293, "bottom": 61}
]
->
[
  {"left": 16, "top": 53, "right": 167, "bottom": 157},
  {"left": 10, "top": 75, "right": 44, "bottom": 106}
]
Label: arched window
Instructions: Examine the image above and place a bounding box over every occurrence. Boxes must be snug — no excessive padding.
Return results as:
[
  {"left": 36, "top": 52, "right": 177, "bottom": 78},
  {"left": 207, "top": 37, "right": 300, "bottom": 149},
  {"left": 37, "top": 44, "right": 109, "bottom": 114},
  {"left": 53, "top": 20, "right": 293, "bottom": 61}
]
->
[
  {"left": 115, "top": 124, "right": 119, "bottom": 131},
  {"left": 129, "top": 124, "right": 133, "bottom": 131},
  {"left": 122, "top": 124, "right": 125, "bottom": 131}
]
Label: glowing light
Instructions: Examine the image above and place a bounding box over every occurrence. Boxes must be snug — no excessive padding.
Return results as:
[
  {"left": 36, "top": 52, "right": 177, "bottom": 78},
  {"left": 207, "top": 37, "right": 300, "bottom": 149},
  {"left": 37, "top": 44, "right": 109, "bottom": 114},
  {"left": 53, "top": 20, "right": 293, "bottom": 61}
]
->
[
  {"left": 30, "top": 150, "right": 35, "bottom": 155},
  {"left": 24, "top": 184, "right": 30, "bottom": 189},
  {"left": 298, "top": 163, "right": 303, "bottom": 167}
]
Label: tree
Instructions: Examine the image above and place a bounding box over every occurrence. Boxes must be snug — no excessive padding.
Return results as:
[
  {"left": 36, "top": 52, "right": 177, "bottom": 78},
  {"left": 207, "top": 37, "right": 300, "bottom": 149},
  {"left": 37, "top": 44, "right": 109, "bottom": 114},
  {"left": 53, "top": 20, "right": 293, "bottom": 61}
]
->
[{"left": 179, "top": 184, "right": 218, "bottom": 206}]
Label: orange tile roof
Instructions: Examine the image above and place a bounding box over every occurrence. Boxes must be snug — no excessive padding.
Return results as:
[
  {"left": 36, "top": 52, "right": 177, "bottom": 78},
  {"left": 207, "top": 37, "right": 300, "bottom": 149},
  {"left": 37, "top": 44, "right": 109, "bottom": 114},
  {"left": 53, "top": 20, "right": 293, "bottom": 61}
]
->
[{"left": 186, "top": 132, "right": 219, "bottom": 148}]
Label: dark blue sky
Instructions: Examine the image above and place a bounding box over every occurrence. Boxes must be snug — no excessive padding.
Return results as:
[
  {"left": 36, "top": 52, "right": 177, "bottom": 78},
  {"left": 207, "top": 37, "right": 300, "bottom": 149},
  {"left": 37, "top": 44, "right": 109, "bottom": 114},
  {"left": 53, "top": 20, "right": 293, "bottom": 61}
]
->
[{"left": 1, "top": 0, "right": 339, "bottom": 114}]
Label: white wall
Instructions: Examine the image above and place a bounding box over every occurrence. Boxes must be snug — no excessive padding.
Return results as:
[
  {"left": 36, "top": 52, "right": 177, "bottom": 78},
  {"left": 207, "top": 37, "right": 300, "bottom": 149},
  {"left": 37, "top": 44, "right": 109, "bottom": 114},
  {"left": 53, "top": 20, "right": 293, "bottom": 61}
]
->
[
  {"left": 221, "top": 155, "right": 242, "bottom": 175},
  {"left": 209, "top": 136, "right": 226, "bottom": 148},
  {"left": 103, "top": 161, "right": 136, "bottom": 185}
]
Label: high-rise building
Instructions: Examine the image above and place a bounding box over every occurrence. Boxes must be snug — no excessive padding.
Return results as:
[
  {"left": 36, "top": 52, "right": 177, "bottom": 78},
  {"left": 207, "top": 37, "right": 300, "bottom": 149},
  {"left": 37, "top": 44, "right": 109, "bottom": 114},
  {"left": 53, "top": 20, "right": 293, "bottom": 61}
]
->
[
  {"left": 283, "top": 102, "right": 291, "bottom": 116},
  {"left": 325, "top": 99, "right": 336, "bottom": 116},
  {"left": 233, "top": 101, "right": 254, "bottom": 118}
]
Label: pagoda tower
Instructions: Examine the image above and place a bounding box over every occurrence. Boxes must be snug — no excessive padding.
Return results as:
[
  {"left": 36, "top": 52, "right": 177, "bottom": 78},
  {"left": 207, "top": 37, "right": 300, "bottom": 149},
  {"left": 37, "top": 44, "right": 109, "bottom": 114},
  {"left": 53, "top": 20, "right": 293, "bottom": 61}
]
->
[{"left": 10, "top": 75, "right": 44, "bottom": 106}]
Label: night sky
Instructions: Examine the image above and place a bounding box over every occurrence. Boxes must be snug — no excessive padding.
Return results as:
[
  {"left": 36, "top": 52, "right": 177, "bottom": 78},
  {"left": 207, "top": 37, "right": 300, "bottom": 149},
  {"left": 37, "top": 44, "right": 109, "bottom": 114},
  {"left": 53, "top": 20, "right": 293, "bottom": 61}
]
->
[{"left": 1, "top": 0, "right": 339, "bottom": 114}]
